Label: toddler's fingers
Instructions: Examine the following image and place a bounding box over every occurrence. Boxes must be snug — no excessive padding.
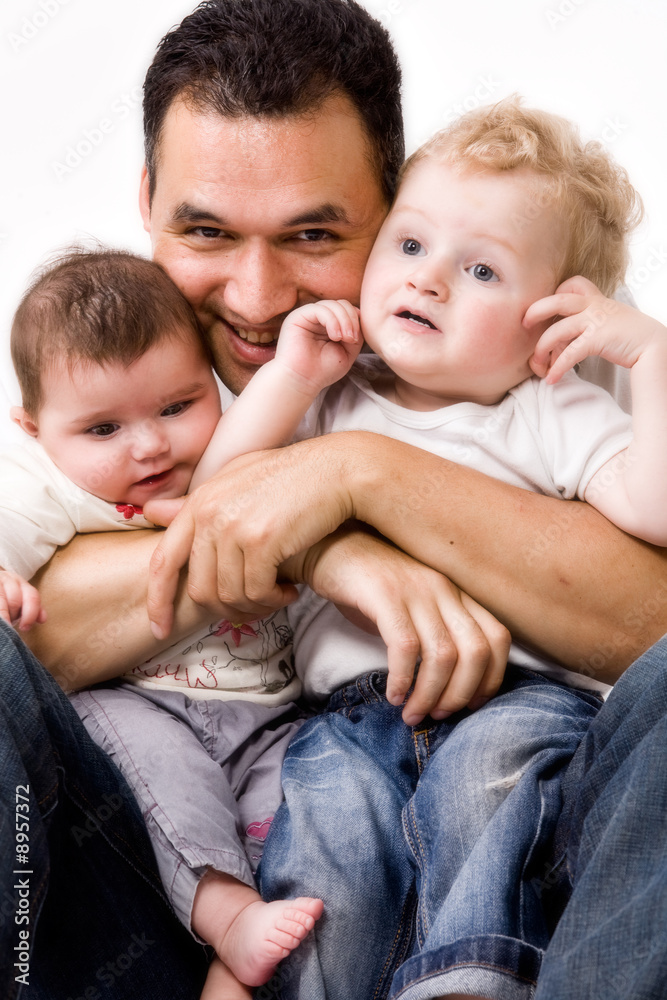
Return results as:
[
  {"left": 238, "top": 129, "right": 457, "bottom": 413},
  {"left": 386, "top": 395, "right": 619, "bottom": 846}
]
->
[
  {"left": 543, "top": 337, "right": 594, "bottom": 384},
  {"left": 523, "top": 292, "right": 590, "bottom": 330},
  {"left": 338, "top": 300, "right": 362, "bottom": 341},
  {"left": 324, "top": 300, "right": 361, "bottom": 343},
  {"left": 0, "top": 577, "right": 24, "bottom": 627},
  {"left": 530, "top": 314, "right": 589, "bottom": 376},
  {"left": 554, "top": 275, "right": 601, "bottom": 297},
  {"left": 17, "top": 584, "right": 45, "bottom": 631}
]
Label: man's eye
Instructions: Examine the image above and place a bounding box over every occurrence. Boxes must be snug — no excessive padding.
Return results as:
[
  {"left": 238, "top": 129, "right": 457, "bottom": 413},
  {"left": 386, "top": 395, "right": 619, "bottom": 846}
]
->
[
  {"left": 467, "top": 263, "right": 499, "bottom": 283},
  {"left": 88, "top": 423, "right": 118, "bottom": 438},
  {"left": 401, "top": 239, "right": 424, "bottom": 256},
  {"left": 161, "top": 401, "right": 189, "bottom": 417},
  {"left": 191, "top": 227, "right": 223, "bottom": 239},
  {"left": 295, "top": 229, "right": 330, "bottom": 242}
]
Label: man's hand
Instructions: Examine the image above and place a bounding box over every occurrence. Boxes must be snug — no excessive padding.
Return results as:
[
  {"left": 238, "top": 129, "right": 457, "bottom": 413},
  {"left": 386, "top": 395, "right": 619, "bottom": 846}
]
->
[
  {"left": 526, "top": 275, "right": 667, "bottom": 383},
  {"left": 292, "top": 528, "right": 512, "bottom": 725},
  {"left": 144, "top": 438, "right": 355, "bottom": 640},
  {"left": 0, "top": 569, "right": 46, "bottom": 632}
]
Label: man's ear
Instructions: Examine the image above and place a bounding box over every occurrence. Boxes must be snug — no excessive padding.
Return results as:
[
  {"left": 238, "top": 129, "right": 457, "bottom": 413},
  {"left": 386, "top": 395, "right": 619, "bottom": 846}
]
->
[
  {"left": 10, "top": 406, "right": 39, "bottom": 437},
  {"left": 139, "top": 164, "right": 151, "bottom": 234}
]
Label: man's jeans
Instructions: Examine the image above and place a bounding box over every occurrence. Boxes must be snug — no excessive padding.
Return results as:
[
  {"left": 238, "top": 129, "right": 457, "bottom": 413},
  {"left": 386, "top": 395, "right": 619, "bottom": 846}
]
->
[
  {"left": 0, "top": 621, "right": 208, "bottom": 1000},
  {"left": 259, "top": 666, "right": 602, "bottom": 1000},
  {"left": 535, "top": 632, "right": 667, "bottom": 1000}
]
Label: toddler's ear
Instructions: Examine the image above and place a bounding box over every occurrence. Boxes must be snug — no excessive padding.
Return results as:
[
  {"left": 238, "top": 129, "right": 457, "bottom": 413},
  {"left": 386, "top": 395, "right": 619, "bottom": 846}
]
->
[{"left": 10, "top": 407, "right": 39, "bottom": 437}]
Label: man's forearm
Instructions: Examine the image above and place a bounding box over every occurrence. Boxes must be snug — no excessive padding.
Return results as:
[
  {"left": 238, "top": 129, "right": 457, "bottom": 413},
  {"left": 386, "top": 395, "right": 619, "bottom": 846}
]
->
[
  {"left": 343, "top": 432, "right": 667, "bottom": 682},
  {"left": 26, "top": 530, "right": 210, "bottom": 689}
]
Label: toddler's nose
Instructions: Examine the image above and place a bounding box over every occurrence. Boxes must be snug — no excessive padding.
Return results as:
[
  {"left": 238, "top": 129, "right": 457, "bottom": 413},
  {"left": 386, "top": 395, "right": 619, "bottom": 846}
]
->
[{"left": 408, "top": 260, "right": 449, "bottom": 301}]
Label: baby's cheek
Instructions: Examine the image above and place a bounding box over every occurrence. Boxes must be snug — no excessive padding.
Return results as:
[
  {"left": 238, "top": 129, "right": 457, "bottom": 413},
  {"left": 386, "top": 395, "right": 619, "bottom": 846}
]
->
[{"left": 468, "top": 298, "right": 512, "bottom": 341}]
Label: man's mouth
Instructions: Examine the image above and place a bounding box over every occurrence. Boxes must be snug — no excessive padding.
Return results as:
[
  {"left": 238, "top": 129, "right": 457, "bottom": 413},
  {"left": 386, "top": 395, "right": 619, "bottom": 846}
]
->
[
  {"left": 397, "top": 310, "right": 438, "bottom": 330},
  {"left": 233, "top": 326, "right": 280, "bottom": 345}
]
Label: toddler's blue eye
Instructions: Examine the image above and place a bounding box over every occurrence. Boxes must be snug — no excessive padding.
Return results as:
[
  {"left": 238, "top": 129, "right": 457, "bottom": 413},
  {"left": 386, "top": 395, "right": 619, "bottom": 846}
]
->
[
  {"left": 401, "top": 239, "right": 424, "bottom": 256},
  {"left": 468, "top": 264, "right": 498, "bottom": 282}
]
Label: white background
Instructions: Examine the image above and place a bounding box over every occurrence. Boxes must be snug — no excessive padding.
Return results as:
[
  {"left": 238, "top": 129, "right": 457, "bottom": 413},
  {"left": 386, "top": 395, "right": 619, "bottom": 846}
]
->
[{"left": 1, "top": 0, "right": 666, "bottom": 444}]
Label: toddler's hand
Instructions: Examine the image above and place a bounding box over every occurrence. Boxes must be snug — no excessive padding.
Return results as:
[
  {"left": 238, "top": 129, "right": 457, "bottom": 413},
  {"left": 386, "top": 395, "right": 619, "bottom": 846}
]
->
[
  {"left": 275, "top": 300, "right": 362, "bottom": 393},
  {"left": 525, "top": 275, "right": 667, "bottom": 383},
  {"left": 0, "top": 569, "right": 46, "bottom": 631}
]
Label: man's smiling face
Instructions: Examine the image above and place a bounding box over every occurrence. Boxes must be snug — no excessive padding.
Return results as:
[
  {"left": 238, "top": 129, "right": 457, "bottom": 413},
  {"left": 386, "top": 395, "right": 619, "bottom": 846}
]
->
[{"left": 140, "top": 92, "right": 388, "bottom": 395}]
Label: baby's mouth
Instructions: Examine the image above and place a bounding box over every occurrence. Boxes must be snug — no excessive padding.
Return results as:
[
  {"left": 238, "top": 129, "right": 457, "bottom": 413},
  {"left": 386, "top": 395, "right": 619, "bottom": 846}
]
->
[
  {"left": 398, "top": 310, "right": 438, "bottom": 330},
  {"left": 135, "top": 469, "right": 171, "bottom": 487}
]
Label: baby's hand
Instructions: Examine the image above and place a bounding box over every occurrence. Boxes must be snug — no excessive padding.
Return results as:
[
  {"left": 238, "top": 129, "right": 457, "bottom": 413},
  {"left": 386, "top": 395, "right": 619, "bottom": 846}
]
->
[
  {"left": 526, "top": 275, "right": 667, "bottom": 383},
  {"left": 0, "top": 569, "right": 46, "bottom": 631},
  {"left": 275, "top": 300, "right": 362, "bottom": 393}
]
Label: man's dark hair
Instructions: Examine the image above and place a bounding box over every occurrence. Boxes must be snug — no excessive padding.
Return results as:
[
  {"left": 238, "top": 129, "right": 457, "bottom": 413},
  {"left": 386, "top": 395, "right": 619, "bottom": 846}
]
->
[
  {"left": 11, "top": 248, "right": 208, "bottom": 416},
  {"left": 143, "top": 0, "right": 403, "bottom": 203}
]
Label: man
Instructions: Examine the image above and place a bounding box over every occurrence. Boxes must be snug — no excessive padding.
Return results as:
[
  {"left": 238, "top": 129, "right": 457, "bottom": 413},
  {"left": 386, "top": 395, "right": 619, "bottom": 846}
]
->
[{"left": 4, "top": 1, "right": 667, "bottom": 998}]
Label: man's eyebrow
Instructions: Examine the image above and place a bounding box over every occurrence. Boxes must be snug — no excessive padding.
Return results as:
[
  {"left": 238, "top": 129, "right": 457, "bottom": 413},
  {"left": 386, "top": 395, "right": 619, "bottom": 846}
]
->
[
  {"left": 170, "top": 201, "right": 352, "bottom": 228},
  {"left": 283, "top": 203, "right": 351, "bottom": 227},
  {"left": 170, "top": 203, "right": 229, "bottom": 226}
]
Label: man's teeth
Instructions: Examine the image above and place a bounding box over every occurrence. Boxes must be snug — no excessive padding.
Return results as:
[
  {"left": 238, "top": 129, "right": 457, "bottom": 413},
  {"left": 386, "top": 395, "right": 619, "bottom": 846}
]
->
[{"left": 235, "top": 328, "right": 278, "bottom": 345}]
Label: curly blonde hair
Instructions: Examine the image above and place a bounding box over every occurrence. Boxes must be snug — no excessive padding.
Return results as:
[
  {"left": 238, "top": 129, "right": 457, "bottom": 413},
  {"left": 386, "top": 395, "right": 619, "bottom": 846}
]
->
[{"left": 401, "top": 96, "right": 643, "bottom": 296}]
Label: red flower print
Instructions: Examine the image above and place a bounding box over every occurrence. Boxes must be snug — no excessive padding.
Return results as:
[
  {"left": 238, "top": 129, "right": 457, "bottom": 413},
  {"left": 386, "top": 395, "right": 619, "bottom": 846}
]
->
[
  {"left": 116, "top": 503, "right": 143, "bottom": 520},
  {"left": 213, "top": 619, "right": 259, "bottom": 646}
]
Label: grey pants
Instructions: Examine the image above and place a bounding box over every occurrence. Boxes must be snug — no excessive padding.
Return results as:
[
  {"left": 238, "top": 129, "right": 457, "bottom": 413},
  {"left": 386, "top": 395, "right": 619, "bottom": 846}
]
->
[{"left": 71, "top": 683, "right": 307, "bottom": 932}]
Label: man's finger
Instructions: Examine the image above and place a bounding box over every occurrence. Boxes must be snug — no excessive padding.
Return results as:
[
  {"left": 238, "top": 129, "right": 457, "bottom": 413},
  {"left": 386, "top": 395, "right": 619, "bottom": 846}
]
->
[
  {"left": 147, "top": 513, "right": 196, "bottom": 638},
  {"left": 143, "top": 495, "right": 187, "bottom": 527}
]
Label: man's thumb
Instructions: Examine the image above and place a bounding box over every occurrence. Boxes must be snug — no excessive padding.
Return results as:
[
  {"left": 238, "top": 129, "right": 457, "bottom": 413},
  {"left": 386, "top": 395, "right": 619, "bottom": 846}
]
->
[{"left": 143, "top": 496, "right": 186, "bottom": 527}]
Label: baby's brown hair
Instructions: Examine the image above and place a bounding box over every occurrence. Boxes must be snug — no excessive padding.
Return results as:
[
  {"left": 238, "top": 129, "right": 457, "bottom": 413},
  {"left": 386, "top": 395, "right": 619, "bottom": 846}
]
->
[{"left": 11, "top": 247, "right": 210, "bottom": 416}]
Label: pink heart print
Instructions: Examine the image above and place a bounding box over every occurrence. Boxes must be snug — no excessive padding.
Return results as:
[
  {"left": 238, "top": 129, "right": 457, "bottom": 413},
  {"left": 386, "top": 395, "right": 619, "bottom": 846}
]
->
[{"left": 246, "top": 817, "right": 274, "bottom": 840}]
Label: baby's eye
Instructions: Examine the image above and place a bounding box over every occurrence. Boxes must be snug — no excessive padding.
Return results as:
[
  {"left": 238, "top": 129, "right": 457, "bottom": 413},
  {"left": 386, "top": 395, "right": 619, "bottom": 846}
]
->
[
  {"left": 400, "top": 239, "right": 424, "bottom": 257},
  {"left": 466, "top": 263, "right": 499, "bottom": 283},
  {"left": 88, "top": 423, "right": 118, "bottom": 438},
  {"left": 161, "top": 401, "right": 190, "bottom": 417}
]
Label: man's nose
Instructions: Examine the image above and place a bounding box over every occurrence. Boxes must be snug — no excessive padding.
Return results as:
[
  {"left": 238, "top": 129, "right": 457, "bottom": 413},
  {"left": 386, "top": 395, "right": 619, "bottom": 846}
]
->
[
  {"left": 222, "top": 242, "right": 299, "bottom": 324},
  {"left": 130, "top": 422, "right": 170, "bottom": 461}
]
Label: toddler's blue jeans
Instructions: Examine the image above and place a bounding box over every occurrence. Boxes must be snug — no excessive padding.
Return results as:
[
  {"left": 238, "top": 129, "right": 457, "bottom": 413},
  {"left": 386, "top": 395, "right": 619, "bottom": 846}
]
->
[{"left": 259, "top": 665, "right": 601, "bottom": 999}]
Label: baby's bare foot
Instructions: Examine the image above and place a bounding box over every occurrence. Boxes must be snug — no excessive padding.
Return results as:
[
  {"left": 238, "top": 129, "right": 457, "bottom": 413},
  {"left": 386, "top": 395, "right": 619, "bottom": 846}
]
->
[{"left": 220, "top": 896, "right": 324, "bottom": 987}]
